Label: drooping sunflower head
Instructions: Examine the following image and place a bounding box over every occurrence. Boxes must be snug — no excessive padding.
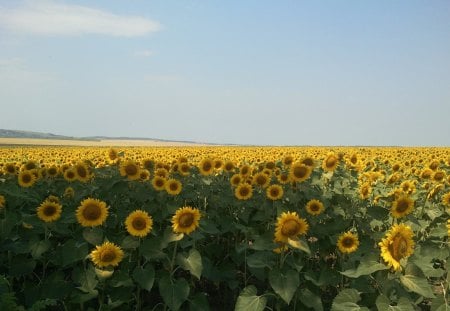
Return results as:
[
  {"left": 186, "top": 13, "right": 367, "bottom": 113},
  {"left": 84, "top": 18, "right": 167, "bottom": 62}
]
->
[
  {"left": 119, "top": 160, "right": 141, "bottom": 181},
  {"left": 90, "top": 242, "right": 124, "bottom": 268},
  {"left": 151, "top": 176, "right": 166, "bottom": 191},
  {"left": 378, "top": 223, "right": 415, "bottom": 271},
  {"left": 391, "top": 196, "right": 414, "bottom": 218},
  {"left": 37, "top": 201, "right": 62, "bottom": 222},
  {"left": 76, "top": 198, "right": 109, "bottom": 227},
  {"left": 125, "top": 210, "right": 153, "bottom": 237},
  {"left": 253, "top": 172, "right": 270, "bottom": 188},
  {"left": 442, "top": 192, "right": 450, "bottom": 207},
  {"left": 171, "top": 206, "right": 201, "bottom": 234},
  {"left": 266, "top": 184, "right": 284, "bottom": 201},
  {"left": 235, "top": 183, "right": 253, "bottom": 200},
  {"left": 198, "top": 158, "right": 214, "bottom": 176},
  {"left": 165, "top": 179, "right": 182, "bottom": 195},
  {"left": 18, "top": 170, "right": 37, "bottom": 188},
  {"left": 274, "top": 212, "right": 309, "bottom": 243},
  {"left": 337, "top": 232, "right": 360, "bottom": 254},
  {"left": 289, "top": 163, "right": 312, "bottom": 182},
  {"left": 305, "top": 199, "right": 325, "bottom": 216},
  {"left": 322, "top": 153, "right": 339, "bottom": 172}
]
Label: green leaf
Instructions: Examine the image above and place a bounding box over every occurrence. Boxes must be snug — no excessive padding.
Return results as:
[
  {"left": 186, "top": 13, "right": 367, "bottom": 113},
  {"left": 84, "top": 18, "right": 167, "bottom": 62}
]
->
[
  {"left": 431, "top": 295, "right": 449, "bottom": 311},
  {"left": 82, "top": 227, "right": 103, "bottom": 245},
  {"left": 30, "top": 239, "right": 51, "bottom": 259},
  {"left": 375, "top": 295, "right": 415, "bottom": 311},
  {"left": 9, "top": 256, "right": 36, "bottom": 277},
  {"left": 189, "top": 292, "right": 210, "bottom": 311},
  {"left": 299, "top": 288, "right": 323, "bottom": 311},
  {"left": 246, "top": 251, "right": 274, "bottom": 269},
  {"left": 162, "top": 227, "right": 184, "bottom": 248},
  {"left": 59, "top": 240, "right": 89, "bottom": 267},
  {"left": 341, "top": 261, "right": 388, "bottom": 278},
  {"left": 269, "top": 268, "right": 300, "bottom": 305},
  {"left": 400, "top": 275, "right": 435, "bottom": 298},
  {"left": 235, "top": 285, "right": 267, "bottom": 311},
  {"left": 287, "top": 237, "right": 311, "bottom": 254},
  {"left": 132, "top": 265, "right": 155, "bottom": 291},
  {"left": 176, "top": 249, "right": 203, "bottom": 280},
  {"left": 159, "top": 275, "right": 190, "bottom": 311},
  {"left": 331, "top": 289, "right": 369, "bottom": 311},
  {"left": 140, "top": 238, "right": 167, "bottom": 260},
  {"left": 76, "top": 265, "right": 98, "bottom": 293},
  {"left": 121, "top": 235, "right": 140, "bottom": 249}
]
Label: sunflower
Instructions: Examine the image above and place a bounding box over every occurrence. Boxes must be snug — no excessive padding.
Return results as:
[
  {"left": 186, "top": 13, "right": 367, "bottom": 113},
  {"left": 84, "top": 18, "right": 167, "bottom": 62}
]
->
[
  {"left": 4, "top": 163, "right": 17, "bottom": 175},
  {"left": 37, "top": 201, "right": 62, "bottom": 222},
  {"left": 230, "top": 174, "right": 242, "bottom": 187},
  {"left": 282, "top": 155, "right": 294, "bottom": 166},
  {"left": 322, "top": 153, "right": 339, "bottom": 172},
  {"left": 76, "top": 198, "right": 109, "bottom": 227},
  {"left": 179, "top": 163, "right": 190, "bottom": 176},
  {"left": 379, "top": 223, "right": 415, "bottom": 271},
  {"left": 266, "top": 184, "right": 284, "bottom": 201},
  {"left": 64, "top": 187, "right": 75, "bottom": 198},
  {"left": 45, "top": 195, "right": 60, "bottom": 204},
  {"left": 239, "top": 165, "right": 251, "bottom": 177},
  {"left": 289, "top": 163, "right": 312, "bottom": 182},
  {"left": 277, "top": 173, "right": 290, "bottom": 184},
  {"left": 172, "top": 206, "right": 201, "bottom": 234},
  {"left": 391, "top": 196, "right": 414, "bottom": 218},
  {"left": 442, "top": 192, "right": 450, "bottom": 207},
  {"left": 213, "top": 159, "right": 224, "bottom": 170},
  {"left": 337, "top": 232, "right": 359, "bottom": 254},
  {"left": 63, "top": 168, "right": 77, "bottom": 182},
  {"left": 74, "top": 162, "right": 91, "bottom": 182},
  {"left": 22, "top": 160, "right": 38, "bottom": 171},
  {"left": 399, "top": 180, "right": 416, "bottom": 195},
  {"left": 0, "top": 195, "right": 5, "bottom": 208},
  {"left": 154, "top": 168, "right": 169, "bottom": 179},
  {"left": 359, "top": 182, "right": 372, "bottom": 200},
  {"left": 46, "top": 165, "right": 59, "bottom": 178},
  {"left": 119, "top": 160, "right": 141, "bottom": 181},
  {"left": 90, "top": 242, "right": 124, "bottom": 268},
  {"left": 300, "top": 157, "right": 315, "bottom": 167},
  {"left": 235, "top": 184, "right": 253, "bottom": 200},
  {"left": 433, "top": 171, "right": 446, "bottom": 183},
  {"left": 223, "top": 161, "right": 235, "bottom": 172},
  {"left": 253, "top": 172, "right": 270, "bottom": 188},
  {"left": 165, "top": 179, "right": 182, "bottom": 195},
  {"left": 18, "top": 170, "right": 37, "bottom": 188},
  {"left": 125, "top": 210, "right": 153, "bottom": 237},
  {"left": 139, "top": 169, "right": 150, "bottom": 181},
  {"left": 274, "top": 212, "right": 309, "bottom": 243},
  {"left": 198, "top": 158, "right": 214, "bottom": 176},
  {"left": 305, "top": 199, "right": 325, "bottom": 216},
  {"left": 152, "top": 176, "right": 166, "bottom": 191},
  {"left": 108, "top": 148, "right": 119, "bottom": 161}
]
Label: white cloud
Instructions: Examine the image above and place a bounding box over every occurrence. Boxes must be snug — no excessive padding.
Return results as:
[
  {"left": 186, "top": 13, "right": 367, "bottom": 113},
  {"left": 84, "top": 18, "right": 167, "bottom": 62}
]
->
[
  {"left": 0, "top": 1, "right": 161, "bottom": 37},
  {"left": 134, "top": 50, "right": 153, "bottom": 57}
]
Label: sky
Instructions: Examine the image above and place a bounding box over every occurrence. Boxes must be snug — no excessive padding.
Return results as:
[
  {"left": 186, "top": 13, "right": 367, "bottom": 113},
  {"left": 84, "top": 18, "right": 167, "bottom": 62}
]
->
[{"left": 0, "top": 0, "right": 449, "bottom": 146}]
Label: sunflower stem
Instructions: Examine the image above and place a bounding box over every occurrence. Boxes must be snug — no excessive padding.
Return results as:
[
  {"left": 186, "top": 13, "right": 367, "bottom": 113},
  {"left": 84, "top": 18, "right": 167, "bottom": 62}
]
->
[{"left": 170, "top": 241, "right": 178, "bottom": 274}]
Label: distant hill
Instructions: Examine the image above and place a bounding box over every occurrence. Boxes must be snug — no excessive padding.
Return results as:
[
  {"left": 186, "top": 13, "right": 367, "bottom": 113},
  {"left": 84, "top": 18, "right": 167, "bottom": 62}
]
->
[{"left": 0, "top": 129, "right": 216, "bottom": 145}]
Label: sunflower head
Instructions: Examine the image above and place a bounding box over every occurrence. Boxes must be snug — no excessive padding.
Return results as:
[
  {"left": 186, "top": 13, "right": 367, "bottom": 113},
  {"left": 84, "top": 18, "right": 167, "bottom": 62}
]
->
[
  {"left": 378, "top": 223, "right": 415, "bottom": 271},
  {"left": 64, "top": 187, "right": 75, "bottom": 198},
  {"left": 305, "top": 199, "right": 325, "bottom": 216},
  {"left": 172, "top": 206, "right": 201, "bottom": 234},
  {"left": 253, "top": 172, "right": 270, "bottom": 188},
  {"left": 322, "top": 153, "right": 339, "bottom": 172},
  {"left": 76, "top": 198, "right": 109, "bottom": 227},
  {"left": 289, "top": 163, "right": 312, "bottom": 182},
  {"left": 90, "top": 242, "right": 124, "bottom": 268},
  {"left": 266, "top": 184, "right": 284, "bottom": 201},
  {"left": 223, "top": 161, "right": 235, "bottom": 172},
  {"left": 235, "top": 184, "right": 253, "bottom": 200},
  {"left": 119, "top": 160, "right": 141, "bottom": 181},
  {"left": 37, "top": 201, "right": 62, "bottom": 222},
  {"left": 274, "top": 212, "right": 309, "bottom": 243},
  {"left": 18, "top": 170, "right": 37, "bottom": 188},
  {"left": 74, "top": 162, "right": 91, "bottom": 182},
  {"left": 4, "top": 163, "right": 17, "bottom": 175},
  {"left": 359, "top": 182, "right": 372, "bottom": 200},
  {"left": 199, "top": 158, "right": 214, "bottom": 176},
  {"left": 230, "top": 174, "right": 242, "bottom": 187},
  {"left": 165, "top": 179, "right": 182, "bottom": 195},
  {"left": 391, "top": 196, "right": 414, "bottom": 218},
  {"left": 337, "top": 232, "right": 359, "bottom": 254},
  {"left": 442, "top": 192, "right": 450, "bottom": 207},
  {"left": 125, "top": 210, "right": 153, "bottom": 237}
]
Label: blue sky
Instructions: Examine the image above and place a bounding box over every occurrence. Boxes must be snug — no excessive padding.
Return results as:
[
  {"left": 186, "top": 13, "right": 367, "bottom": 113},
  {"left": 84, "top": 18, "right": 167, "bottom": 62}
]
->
[{"left": 0, "top": 0, "right": 449, "bottom": 146}]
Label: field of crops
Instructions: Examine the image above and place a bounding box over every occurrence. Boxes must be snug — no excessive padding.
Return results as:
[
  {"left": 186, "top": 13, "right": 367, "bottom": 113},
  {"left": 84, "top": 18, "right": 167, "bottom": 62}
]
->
[{"left": 0, "top": 145, "right": 449, "bottom": 310}]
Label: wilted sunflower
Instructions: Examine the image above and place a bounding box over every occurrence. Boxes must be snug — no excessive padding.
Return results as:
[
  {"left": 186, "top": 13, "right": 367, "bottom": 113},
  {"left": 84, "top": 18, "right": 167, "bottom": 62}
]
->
[
  {"left": 172, "top": 206, "right": 201, "bottom": 234},
  {"left": 165, "top": 179, "right": 182, "bottom": 195},
  {"left": 322, "top": 153, "right": 339, "bottom": 172},
  {"left": 337, "top": 232, "right": 359, "bottom": 254},
  {"left": 125, "top": 210, "right": 153, "bottom": 237},
  {"left": 18, "top": 170, "right": 36, "bottom": 188},
  {"left": 198, "top": 158, "right": 214, "bottom": 176},
  {"left": 152, "top": 176, "right": 166, "bottom": 191},
  {"left": 119, "top": 160, "right": 141, "bottom": 181},
  {"left": 76, "top": 198, "right": 109, "bottom": 227},
  {"left": 442, "top": 192, "right": 450, "bottom": 207},
  {"left": 253, "top": 172, "right": 270, "bottom": 188},
  {"left": 305, "top": 199, "right": 325, "bottom": 216},
  {"left": 37, "top": 201, "right": 62, "bottom": 222},
  {"left": 235, "top": 183, "right": 253, "bottom": 200},
  {"left": 289, "top": 163, "right": 312, "bottom": 182},
  {"left": 0, "top": 195, "right": 5, "bottom": 208},
  {"left": 379, "top": 223, "right": 415, "bottom": 271},
  {"left": 391, "top": 196, "right": 414, "bottom": 218},
  {"left": 274, "top": 212, "right": 309, "bottom": 243},
  {"left": 266, "top": 184, "right": 284, "bottom": 201},
  {"left": 90, "top": 242, "right": 124, "bottom": 268}
]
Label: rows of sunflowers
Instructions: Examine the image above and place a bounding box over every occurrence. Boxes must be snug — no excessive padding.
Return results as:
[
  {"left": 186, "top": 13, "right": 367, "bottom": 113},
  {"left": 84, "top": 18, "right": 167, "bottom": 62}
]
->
[{"left": 0, "top": 146, "right": 449, "bottom": 310}]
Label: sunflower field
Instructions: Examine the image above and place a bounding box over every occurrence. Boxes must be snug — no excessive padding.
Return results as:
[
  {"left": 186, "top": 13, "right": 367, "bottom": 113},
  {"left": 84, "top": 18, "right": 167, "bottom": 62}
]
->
[{"left": 0, "top": 146, "right": 449, "bottom": 310}]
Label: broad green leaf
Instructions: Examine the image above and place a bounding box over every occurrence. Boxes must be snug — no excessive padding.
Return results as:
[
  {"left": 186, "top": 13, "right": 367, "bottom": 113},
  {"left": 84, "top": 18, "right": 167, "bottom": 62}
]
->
[
  {"left": 162, "top": 227, "right": 184, "bottom": 247},
  {"left": 269, "top": 268, "right": 300, "bottom": 305},
  {"left": 287, "top": 237, "right": 311, "bottom": 254},
  {"left": 9, "top": 256, "right": 36, "bottom": 277},
  {"left": 140, "top": 238, "right": 167, "bottom": 260},
  {"left": 431, "top": 296, "right": 449, "bottom": 311},
  {"left": 400, "top": 275, "right": 435, "bottom": 298},
  {"left": 121, "top": 235, "right": 140, "bottom": 249},
  {"left": 375, "top": 295, "right": 415, "bottom": 311},
  {"left": 299, "top": 288, "right": 323, "bottom": 311},
  {"left": 235, "top": 285, "right": 267, "bottom": 311},
  {"left": 82, "top": 227, "right": 103, "bottom": 245},
  {"left": 30, "top": 239, "right": 51, "bottom": 259},
  {"left": 341, "top": 261, "right": 388, "bottom": 278},
  {"left": 159, "top": 275, "right": 190, "bottom": 311},
  {"left": 189, "top": 292, "right": 210, "bottom": 311},
  {"left": 132, "top": 265, "right": 155, "bottom": 291},
  {"left": 331, "top": 289, "right": 369, "bottom": 311},
  {"left": 246, "top": 251, "right": 274, "bottom": 269},
  {"left": 176, "top": 249, "right": 203, "bottom": 279},
  {"left": 76, "top": 266, "right": 98, "bottom": 293}
]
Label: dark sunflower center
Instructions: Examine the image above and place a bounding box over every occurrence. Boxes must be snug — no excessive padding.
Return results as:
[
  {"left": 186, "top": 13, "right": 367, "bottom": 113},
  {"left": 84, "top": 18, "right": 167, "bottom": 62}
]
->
[
  {"left": 342, "top": 237, "right": 354, "bottom": 248},
  {"left": 48, "top": 168, "right": 57, "bottom": 175},
  {"left": 77, "top": 166, "right": 87, "bottom": 178},
  {"left": 309, "top": 203, "right": 320, "bottom": 212},
  {"left": 169, "top": 182, "right": 179, "bottom": 191},
  {"left": 396, "top": 200, "right": 409, "bottom": 213},
  {"left": 7, "top": 165, "right": 15, "bottom": 173},
  {"left": 270, "top": 188, "right": 280, "bottom": 197},
  {"left": 302, "top": 158, "right": 314, "bottom": 166},
  {"left": 293, "top": 166, "right": 307, "bottom": 178},
  {"left": 281, "top": 219, "right": 300, "bottom": 237},
  {"left": 202, "top": 162, "right": 212, "bottom": 171},
  {"left": 179, "top": 213, "right": 194, "bottom": 228},
  {"left": 22, "top": 174, "right": 32, "bottom": 183},
  {"left": 350, "top": 156, "right": 357, "bottom": 164},
  {"left": 67, "top": 171, "right": 75, "bottom": 178},
  {"left": 125, "top": 164, "right": 138, "bottom": 175},
  {"left": 101, "top": 250, "right": 116, "bottom": 263},
  {"left": 256, "top": 175, "right": 267, "bottom": 185},
  {"left": 43, "top": 205, "right": 57, "bottom": 216},
  {"left": 225, "top": 163, "right": 233, "bottom": 171},
  {"left": 132, "top": 217, "right": 147, "bottom": 230},
  {"left": 389, "top": 235, "right": 408, "bottom": 261},
  {"left": 83, "top": 204, "right": 101, "bottom": 220},
  {"left": 434, "top": 172, "right": 444, "bottom": 181},
  {"left": 239, "top": 187, "right": 249, "bottom": 196},
  {"left": 155, "top": 179, "right": 164, "bottom": 187},
  {"left": 326, "top": 157, "right": 337, "bottom": 168},
  {"left": 181, "top": 165, "right": 189, "bottom": 173}
]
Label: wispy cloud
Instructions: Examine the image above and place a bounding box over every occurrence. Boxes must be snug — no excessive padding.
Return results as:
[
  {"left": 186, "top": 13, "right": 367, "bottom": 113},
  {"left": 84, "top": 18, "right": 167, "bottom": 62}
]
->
[
  {"left": 0, "top": 1, "right": 161, "bottom": 37},
  {"left": 134, "top": 50, "right": 153, "bottom": 57}
]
